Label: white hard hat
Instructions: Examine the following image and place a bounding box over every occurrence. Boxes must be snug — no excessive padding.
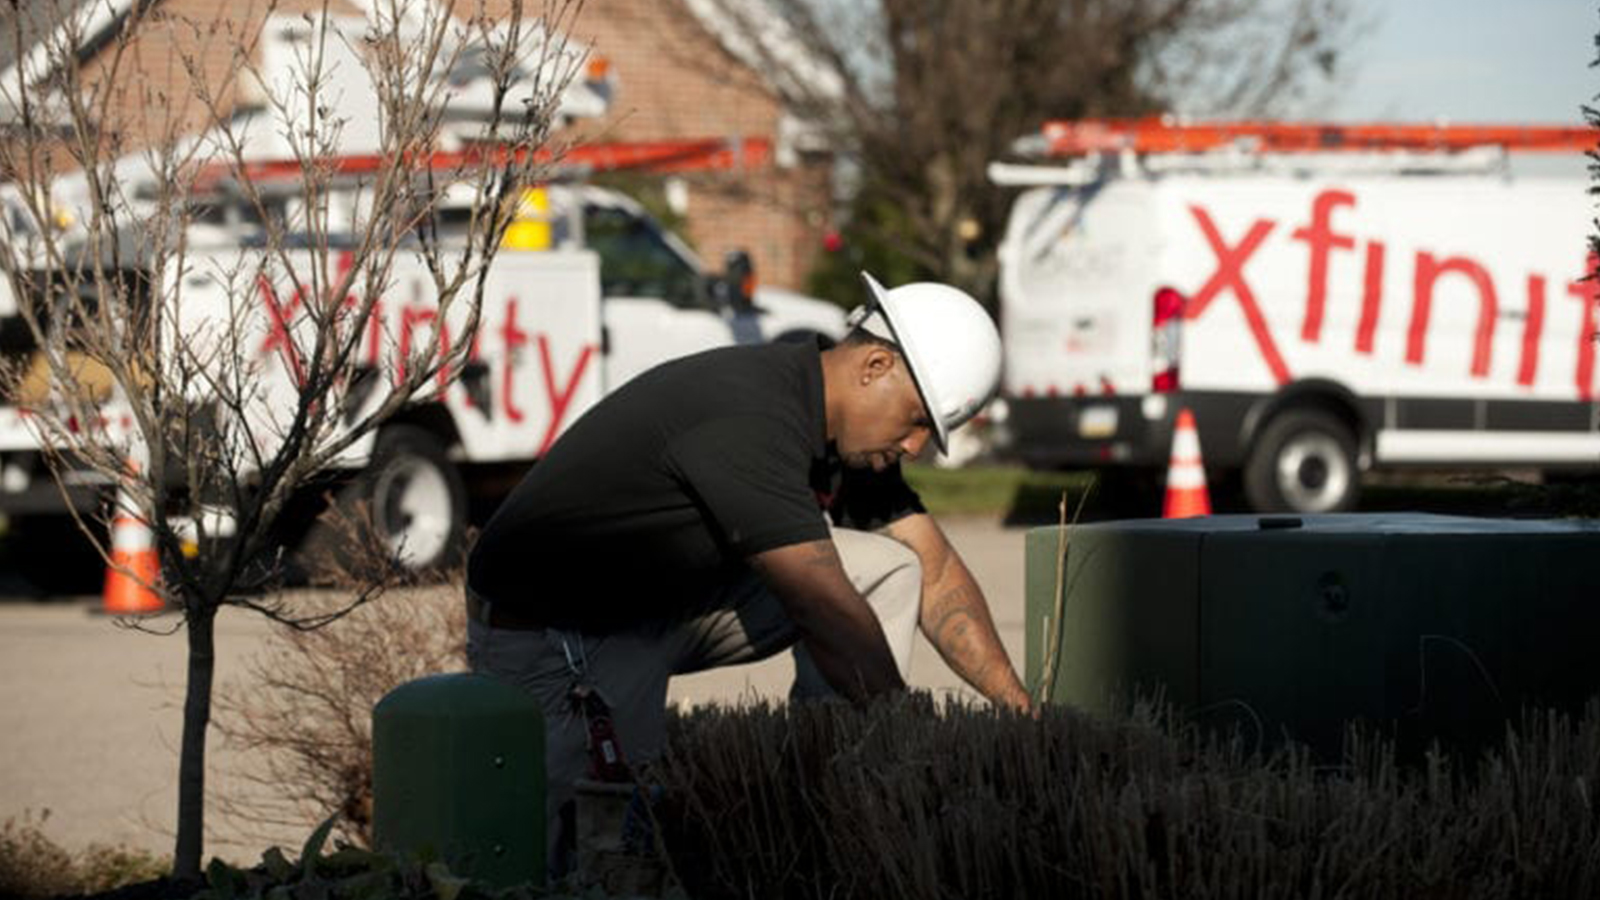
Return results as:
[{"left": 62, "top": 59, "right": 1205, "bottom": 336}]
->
[{"left": 848, "top": 272, "right": 1001, "bottom": 454}]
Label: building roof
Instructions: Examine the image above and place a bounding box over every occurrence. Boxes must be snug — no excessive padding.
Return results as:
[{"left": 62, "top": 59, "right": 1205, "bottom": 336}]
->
[{"left": 0, "top": 0, "right": 144, "bottom": 125}]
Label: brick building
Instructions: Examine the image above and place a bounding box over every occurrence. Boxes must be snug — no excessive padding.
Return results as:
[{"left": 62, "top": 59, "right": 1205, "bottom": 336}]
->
[
  {"left": 1, "top": 0, "right": 834, "bottom": 291},
  {"left": 563, "top": 0, "right": 833, "bottom": 291}
]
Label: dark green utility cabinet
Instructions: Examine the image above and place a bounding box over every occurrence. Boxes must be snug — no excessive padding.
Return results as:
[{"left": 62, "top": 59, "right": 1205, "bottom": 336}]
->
[
  {"left": 1025, "top": 514, "right": 1600, "bottom": 755},
  {"left": 373, "top": 673, "right": 546, "bottom": 886}
]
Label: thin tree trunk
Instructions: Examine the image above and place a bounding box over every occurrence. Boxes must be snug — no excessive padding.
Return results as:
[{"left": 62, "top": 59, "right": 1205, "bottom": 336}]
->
[{"left": 173, "top": 599, "right": 217, "bottom": 881}]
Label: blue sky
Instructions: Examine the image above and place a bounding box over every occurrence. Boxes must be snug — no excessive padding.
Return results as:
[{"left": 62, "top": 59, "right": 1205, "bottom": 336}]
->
[{"left": 1329, "top": 0, "right": 1594, "bottom": 124}]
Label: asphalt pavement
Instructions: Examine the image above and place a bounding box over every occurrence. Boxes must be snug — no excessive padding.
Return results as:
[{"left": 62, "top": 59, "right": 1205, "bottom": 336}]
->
[{"left": 0, "top": 514, "right": 1031, "bottom": 863}]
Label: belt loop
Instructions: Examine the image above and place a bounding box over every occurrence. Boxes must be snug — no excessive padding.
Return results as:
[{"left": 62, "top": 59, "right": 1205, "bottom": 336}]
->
[
  {"left": 465, "top": 586, "right": 490, "bottom": 626},
  {"left": 559, "top": 631, "right": 588, "bottom": 679}
]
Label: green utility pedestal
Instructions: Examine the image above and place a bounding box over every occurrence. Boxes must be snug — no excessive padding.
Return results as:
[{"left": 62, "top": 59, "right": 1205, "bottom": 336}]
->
[
  {"left": 373, "top": 673, "right": 545, "bottom": 887},
  {"left": 1026, "top": 513, "right": 1600, "bottom": 757}
]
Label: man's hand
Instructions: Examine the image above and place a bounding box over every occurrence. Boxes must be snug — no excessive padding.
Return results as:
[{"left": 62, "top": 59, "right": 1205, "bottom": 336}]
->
[
  {"left": 883, "top": 513, "right": 1032, "bottom": 713},
  {"left": 749, "top": 538, "right": 906, "bottom": 701}
]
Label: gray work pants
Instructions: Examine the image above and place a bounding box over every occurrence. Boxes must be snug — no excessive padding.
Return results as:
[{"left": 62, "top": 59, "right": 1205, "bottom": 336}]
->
[{"left": 464, "top": 526, "right": 922, "bottom": 873}]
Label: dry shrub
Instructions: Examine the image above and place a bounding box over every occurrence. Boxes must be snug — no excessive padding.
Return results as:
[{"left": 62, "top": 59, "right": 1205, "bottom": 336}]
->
[
  {"left": 651, "top": 695, "right": 1600, "bottom": 900},
  {"left": 207, "top": 568, "right": 1600, "bottom": 898},
  {"left": 0, "top": 810, "right": 168, "bottom": 898},
  {"left": 215, "top": 582, "right": 468, "bottom": 849}
]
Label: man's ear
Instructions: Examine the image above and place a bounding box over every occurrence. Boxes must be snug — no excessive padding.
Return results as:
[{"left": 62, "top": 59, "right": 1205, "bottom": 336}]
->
[{"left": 861, "top": 346, "right": 898, "bottom": 382}]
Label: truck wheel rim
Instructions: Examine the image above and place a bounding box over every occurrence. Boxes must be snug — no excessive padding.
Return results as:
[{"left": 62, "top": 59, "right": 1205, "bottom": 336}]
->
[
  {"left": 373, "top": 456, "right": 453, "bottom": 566},
  {"left": 1276, "top": 432, "right": 1350, "bottom": 512}
]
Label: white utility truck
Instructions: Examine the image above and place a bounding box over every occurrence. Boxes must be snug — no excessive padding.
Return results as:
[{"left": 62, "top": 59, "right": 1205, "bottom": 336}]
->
[
  {"left": 0, "top": 11, "right": 845, "bottom": 578},
  {"left": 993, "top": 118, "right": 1597, "bottom": 513},
  {"left": 0, "top": 170, "right": 845, "bottom": 575}
]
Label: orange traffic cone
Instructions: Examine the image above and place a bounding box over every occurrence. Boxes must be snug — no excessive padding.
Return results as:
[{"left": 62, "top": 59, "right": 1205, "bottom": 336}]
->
[
  {"left": 1163, "top": 408, "right": 1212, "bottom": 518},
  {"left": 102, "top": 481, "right": 164, "bottom": 614}
]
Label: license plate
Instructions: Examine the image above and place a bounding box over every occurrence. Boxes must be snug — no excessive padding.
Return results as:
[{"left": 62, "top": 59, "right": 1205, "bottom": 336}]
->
[{"left": 1078, "top": 405, "right": 1118, "bottom": 439}]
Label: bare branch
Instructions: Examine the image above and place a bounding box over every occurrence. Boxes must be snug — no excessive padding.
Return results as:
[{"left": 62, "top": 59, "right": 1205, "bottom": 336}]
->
[
  {"left": 690, "top": 0, "right": 1360, "bottom": 298},
  {"left": 0, "top": 0, "right": 584, "bottom": 877}
]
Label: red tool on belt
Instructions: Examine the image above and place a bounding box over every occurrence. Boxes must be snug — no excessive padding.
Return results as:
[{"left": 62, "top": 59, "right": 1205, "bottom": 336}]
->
[{"left": 570, "top": 684, "right": 632, "bottom": 782}]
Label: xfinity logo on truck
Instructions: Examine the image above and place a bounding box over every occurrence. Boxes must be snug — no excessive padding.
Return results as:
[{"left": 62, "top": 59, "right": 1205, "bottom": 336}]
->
[
  {"left": 250, "top": 252, "right": 597, "bottom": 456},
  {"left": 1188, "top": 190, "right": 1596, "bottom": 398}
]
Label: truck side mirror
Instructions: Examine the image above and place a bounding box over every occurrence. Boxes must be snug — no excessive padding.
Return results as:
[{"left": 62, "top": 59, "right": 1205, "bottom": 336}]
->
[{"left": 719, "top": 249, "right": 757, "bottom": 312}]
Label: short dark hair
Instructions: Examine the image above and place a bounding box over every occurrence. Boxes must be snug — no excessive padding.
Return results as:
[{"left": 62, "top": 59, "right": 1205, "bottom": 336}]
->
[{"left": 840, "top": 327, "right": 900, "bottom": 353}]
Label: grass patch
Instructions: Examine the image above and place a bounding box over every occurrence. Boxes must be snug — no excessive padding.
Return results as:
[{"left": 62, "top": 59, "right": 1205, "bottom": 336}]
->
[
  {"left": 902, "top": 463, "right": 1091, "bottom": 518},
  {"left": 1362, "top": 471, "right": 1600, "bottom": 518},
  {"left": 906, "top": 464, "right": 1600, "bottom": 520}
]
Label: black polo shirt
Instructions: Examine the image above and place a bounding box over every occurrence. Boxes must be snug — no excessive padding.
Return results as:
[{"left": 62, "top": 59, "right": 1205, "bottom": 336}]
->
[{"left": 466, "top": 340, "right": 924, "bottom": 630}]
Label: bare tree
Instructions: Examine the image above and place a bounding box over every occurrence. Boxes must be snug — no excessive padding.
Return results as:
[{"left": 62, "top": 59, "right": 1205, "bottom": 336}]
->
[
  {"left": 0, "top": 0, "right": 583, "bottom": 880},
  {"left": 1589, "top": 11, "right": 1600, "bottom": 276},
  {"left": 693, "top": 0, "right": 1360, "bottom": 300},
  {"left": 214, "top": 578, "right": 468, "bottom": 850}
]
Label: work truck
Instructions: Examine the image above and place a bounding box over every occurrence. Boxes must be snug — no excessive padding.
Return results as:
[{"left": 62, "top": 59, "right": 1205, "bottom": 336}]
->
[
  {"left": 0, "top": 11, "right": 845, "bottom": 579},
  {"left": 0, "top": 169, "right": 845, "bottom": 576},
  {"left": 0, "top": 179, "right": 844, "bottom": 578},
  {"left": 993, "top": 118, "right": 1597, "bottom": 513}
]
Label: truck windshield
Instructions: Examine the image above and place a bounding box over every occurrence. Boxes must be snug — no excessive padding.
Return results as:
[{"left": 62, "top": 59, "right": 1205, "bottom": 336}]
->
[{"left": 583, "top": 205, "right": 711, "bottom": 311}]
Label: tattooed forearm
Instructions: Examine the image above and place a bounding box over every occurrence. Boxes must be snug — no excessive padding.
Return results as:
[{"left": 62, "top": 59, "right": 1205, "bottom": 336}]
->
[
  {"left": 885, "top": 513, "right": 1031, "bottom": 711},
  {"left": 927, "top": 585, "right": 999, "bottom": 686},
  {"left": 748, "top": 537, "right": 904, "bottom": 698},
  {"left": 932, "top": 609, "right": 995, "bottom": 684}
]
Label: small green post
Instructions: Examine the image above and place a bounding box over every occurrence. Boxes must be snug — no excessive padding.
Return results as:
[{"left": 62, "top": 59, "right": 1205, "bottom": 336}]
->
[{"left": 372, "top": 673, "right": 545, "bottom": 887}]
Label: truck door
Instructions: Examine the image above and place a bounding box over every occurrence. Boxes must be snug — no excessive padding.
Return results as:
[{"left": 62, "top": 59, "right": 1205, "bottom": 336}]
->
[
  {"left": 583, "top": 204, "right": 732, "bottom": 389},
  {"left": 1001, "top": 182, "right": 1159, "bottom": 400}
]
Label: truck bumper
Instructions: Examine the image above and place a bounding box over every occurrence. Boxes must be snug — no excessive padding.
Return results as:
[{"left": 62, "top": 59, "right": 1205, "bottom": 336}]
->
[
  {"left": 0, "top": 451, "right": 108, "bottom": 515},
  {"left": 0, "top": 407, "right": 122, "bottom": 516},
  {"left": 1007, "top": 392, "right": 1254, "bottom": 470}
]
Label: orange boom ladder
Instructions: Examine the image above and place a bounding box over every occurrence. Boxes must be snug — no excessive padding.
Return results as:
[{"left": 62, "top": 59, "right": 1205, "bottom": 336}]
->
[{"left": 1030, "top": 116, "right": 1593, "bottom": 156}]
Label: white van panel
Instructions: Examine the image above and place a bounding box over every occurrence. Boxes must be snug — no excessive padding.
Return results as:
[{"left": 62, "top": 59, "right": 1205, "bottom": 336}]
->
[{"left": 999, "top": 183, "right": 1161, "bottom": 398}]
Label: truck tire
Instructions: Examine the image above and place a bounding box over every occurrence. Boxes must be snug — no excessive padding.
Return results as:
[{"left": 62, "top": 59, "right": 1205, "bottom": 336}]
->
[
  {"left": 3, "top": 514, "right": 107, "bottom": 596},
  {"left": 300, "top": 425, "right": 467, "bottom": 580},
  {"left": 1243, "top": 409, "right": 1359, "bottom": 514},
  {"left": 362, "top": 425, "right": 467, "bottom": 571}
]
